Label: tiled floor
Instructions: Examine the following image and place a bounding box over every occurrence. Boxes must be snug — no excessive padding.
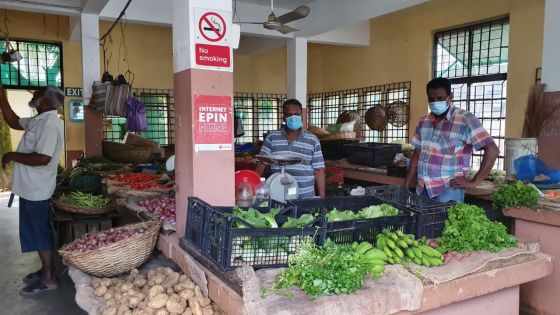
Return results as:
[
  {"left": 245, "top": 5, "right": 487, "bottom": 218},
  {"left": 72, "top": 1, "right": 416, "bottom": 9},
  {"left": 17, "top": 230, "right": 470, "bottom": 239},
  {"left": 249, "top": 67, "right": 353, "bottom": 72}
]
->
[{"left": 0, "top": 192, "right": 86, "bottom": 315}]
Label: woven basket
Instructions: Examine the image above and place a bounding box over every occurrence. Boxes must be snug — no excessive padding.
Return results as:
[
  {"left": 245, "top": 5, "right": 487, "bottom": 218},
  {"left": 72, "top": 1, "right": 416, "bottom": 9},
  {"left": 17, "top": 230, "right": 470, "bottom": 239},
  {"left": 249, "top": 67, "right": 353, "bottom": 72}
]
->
[
  {"left": 365, "top": 106, "right": 388, "bottom": 131},
  {"left": 386, "top": 101, "right": 409, "bottom": 127},
  {"left": 336, "top": 110, "right": 362, "bottom": 134},
  {"left": 102, "top": 141, "right": 152, "bottom": 164},
  {"left": 58, "top": 220, "right": 161, "bottom": 277},
  {"left": 52, "top": 198, "right": 115, "bottom": 215}
]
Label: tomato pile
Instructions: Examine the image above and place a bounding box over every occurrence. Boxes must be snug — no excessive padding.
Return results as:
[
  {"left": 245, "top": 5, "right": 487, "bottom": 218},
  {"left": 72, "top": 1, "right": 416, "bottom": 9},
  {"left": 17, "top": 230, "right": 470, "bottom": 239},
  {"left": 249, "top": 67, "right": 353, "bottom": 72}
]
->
[{"left": 108, "top": 173, "right": 165, "bottom": 190}]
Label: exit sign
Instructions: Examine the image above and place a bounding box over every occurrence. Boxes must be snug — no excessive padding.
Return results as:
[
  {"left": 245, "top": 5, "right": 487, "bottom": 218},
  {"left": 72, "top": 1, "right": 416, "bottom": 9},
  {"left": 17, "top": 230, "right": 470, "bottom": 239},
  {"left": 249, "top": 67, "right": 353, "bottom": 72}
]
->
[{"left": 65, "top": 87, "right": 83, "bottom": 97}]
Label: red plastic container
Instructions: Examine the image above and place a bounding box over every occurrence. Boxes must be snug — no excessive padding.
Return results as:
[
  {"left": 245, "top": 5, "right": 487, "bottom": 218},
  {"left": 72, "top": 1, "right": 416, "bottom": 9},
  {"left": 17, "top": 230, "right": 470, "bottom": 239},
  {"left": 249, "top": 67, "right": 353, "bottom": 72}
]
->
[{"left": 234, "top": 170, "right": 261, "bottom": 191}]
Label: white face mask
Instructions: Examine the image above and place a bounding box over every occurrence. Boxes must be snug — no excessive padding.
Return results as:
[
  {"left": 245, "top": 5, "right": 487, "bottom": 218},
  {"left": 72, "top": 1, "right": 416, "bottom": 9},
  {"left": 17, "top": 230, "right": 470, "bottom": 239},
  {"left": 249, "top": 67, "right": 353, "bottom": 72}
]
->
[{"left": 28, "top": 97, "right": 42, "bottom": 109}]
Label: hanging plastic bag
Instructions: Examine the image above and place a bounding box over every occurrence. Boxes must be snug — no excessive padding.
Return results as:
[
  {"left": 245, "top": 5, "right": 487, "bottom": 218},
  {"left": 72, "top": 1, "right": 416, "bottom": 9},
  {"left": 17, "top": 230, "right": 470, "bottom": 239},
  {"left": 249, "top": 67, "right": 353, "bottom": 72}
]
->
[
  {"left": 514, "top": 154, "right": 560, "bottom": 184},
  {"left": 234, "top": 115, "right": 245, "bottom": 137},
  {"left": 125, "top": 96, "right": 148, "bottom": 132},
  {"left": 1, "top": 39, "right": 22, "bottom": 63}
]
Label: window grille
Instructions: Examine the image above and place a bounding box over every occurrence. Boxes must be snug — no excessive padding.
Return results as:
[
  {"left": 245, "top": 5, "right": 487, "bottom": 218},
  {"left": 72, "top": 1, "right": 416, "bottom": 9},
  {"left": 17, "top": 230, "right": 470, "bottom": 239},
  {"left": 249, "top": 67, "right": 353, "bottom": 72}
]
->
[
  {"left": 434, "top": 17, "right": 509, "bottom": 169},
  {"left": 234, "top": 92, "right": 286, "bottom": 143},
  {"left": 308, "top": 81, "right": 411, "bottom": 143},
  {"left": 0, "top": 39, "right": 63, "bottom": 89},
  {"left": 103, "top": 88, "right": 175, "bottom": 146}
]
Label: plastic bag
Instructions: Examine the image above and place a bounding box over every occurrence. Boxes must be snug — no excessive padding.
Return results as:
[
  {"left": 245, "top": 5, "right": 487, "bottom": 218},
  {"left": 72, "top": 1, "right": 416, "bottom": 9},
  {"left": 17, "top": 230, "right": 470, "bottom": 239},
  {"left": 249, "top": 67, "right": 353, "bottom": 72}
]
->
[
  {"left": 514, "top": 155, "right": 560, "bottom": 184},
  {"left": 125, "top": 96, "right": 148, "bottom": 132}
]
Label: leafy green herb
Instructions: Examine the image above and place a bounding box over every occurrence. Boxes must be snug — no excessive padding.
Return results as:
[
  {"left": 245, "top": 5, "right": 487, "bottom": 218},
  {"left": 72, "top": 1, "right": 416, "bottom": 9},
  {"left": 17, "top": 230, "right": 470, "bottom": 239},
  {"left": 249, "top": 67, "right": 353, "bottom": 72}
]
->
[
  {"left": 281, "top": 214, "right": 315, "bottom": 228},
  {"left": 275, "top": 240, "right": 382, "bottom": 297},
  {"left": 438, "top": 203, "right": 517, "bottom": 253},
  {"left": 493, "top": 181, "right": 539, "bottom": 210},
  {"left": 325, "top": 204, "right": 399, "bottom": 222}
]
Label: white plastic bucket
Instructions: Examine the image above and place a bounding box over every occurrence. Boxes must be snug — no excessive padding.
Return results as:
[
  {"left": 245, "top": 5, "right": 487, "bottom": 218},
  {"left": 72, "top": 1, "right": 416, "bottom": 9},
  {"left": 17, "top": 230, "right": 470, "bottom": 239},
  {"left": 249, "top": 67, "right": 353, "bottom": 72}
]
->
[{"left": 505, "top": 138, "right": 538, "bottom": 176}]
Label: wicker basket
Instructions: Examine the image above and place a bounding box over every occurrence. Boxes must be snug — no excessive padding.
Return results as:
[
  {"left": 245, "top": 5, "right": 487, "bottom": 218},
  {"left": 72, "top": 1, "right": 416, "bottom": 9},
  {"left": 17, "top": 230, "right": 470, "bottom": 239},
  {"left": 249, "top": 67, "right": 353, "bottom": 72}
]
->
[
  {"left": 58, "top": 220, "right": 161, "bottom": 277},
  {"left": 52, "top": 198, "right": 115, "bottom": 215},
  {"left": 365, "top": 106, "right": 388, "bottom": 131},
  {"left": 102, "top": 141, "right": 152, "bottom": 164},
  {"left": 386, "top": 101, "right": 409, "bottom": 127}
]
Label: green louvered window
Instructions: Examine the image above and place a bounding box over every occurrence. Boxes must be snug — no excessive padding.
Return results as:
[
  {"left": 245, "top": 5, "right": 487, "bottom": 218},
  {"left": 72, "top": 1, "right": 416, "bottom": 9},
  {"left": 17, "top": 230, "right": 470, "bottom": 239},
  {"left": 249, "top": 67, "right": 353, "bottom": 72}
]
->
[{"left": 0, "top": 39, "right": 62, "bottom": 89}]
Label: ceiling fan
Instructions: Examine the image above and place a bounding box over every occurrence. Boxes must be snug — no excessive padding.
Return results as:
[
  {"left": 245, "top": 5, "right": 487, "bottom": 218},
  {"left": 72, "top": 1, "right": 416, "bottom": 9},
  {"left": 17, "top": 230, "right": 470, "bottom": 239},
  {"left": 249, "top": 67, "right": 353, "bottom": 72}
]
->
[{"left": 236, "top": 0, "right": 310, "bottom": 34}]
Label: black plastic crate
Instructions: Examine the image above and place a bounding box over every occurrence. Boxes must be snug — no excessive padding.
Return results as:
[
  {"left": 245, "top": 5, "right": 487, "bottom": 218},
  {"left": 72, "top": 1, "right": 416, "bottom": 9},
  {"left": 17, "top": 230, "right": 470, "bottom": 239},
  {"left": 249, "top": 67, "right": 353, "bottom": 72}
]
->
[
  {"left": 343, "top": 142, "right": 402, "bottom": 168},
  {"left": 185, "top": 197, "right": 326, "bottom": 270},
  {"left": 366, "top": 185, "right": 455, "bottom": 239},
  {"left": 387, "top": 164, "right": 407, "bottom": 178},
  {"left": 288, "top": 195, "right": 415, "bottom": 244},
  {"left": 320, "top": 139, "right": 359, "bottom": 160}
]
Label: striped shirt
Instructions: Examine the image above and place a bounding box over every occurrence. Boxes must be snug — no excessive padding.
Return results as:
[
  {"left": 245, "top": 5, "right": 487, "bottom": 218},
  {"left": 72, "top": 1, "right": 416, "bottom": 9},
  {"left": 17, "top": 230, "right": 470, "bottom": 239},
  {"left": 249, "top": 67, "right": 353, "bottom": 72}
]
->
[
  {"left": 411, "top": 105, "right": 494, "bottom": 198},
  {"left": 260, "top": 128, "right": 325, "bottom": 198}
]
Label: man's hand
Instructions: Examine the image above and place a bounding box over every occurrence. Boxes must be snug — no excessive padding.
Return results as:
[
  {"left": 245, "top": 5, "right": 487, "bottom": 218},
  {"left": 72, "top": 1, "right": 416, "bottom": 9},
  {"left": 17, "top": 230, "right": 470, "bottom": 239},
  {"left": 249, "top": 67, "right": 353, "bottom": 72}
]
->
[
  {"left": 2, "top": 152, "right": 14, "bottom": 169},
  {"left": 450, "top": 176, "right": 477, "bottom": 189}
]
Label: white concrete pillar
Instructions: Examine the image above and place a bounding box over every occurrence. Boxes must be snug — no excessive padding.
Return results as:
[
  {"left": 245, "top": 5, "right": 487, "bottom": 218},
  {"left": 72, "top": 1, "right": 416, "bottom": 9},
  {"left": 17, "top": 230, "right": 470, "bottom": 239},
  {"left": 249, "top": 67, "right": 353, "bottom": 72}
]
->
[
  {"left": 81, "top": 13, "right": 103, "bottom": 156},
  {"left": 287, "top": 37, "right": 308, "bottom": 105},
  {"left": 541, "top": 0, "right": 560, "bottom": 91}
]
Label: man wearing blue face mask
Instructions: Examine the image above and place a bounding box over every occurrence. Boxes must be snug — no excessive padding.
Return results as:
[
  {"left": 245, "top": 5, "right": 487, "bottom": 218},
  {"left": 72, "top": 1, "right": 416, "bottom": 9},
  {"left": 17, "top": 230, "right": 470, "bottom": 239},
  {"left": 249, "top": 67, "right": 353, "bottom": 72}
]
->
[
  {"left": 404, "top": 78, "right": 499, "bottom": 202},
  {"left": 256, "top": 99, "right": 326, "bottom": 198}
]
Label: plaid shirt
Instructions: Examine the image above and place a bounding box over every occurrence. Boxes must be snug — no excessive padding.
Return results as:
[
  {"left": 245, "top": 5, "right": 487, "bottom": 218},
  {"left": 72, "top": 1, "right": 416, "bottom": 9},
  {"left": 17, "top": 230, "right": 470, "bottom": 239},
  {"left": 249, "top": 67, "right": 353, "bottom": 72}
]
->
[{"left": 411, "top": 105, "right": 495, "bottom": 198}]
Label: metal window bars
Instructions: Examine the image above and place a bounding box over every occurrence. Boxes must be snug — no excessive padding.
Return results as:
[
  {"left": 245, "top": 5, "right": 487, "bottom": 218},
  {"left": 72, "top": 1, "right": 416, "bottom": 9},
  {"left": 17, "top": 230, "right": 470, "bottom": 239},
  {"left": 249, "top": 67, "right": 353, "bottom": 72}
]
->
[
  {"left": 307, "top": 81, "right": 411, "bottom": 143},
  {"left": 103, "top": 88, "right": 175, "bottom": 146},
  {"left": 0, "top": 38, "right": 63, "bottom": 89},
  {"left": 234, "top": 92, "right": 287, "bottom": 143},
  {"left": 434, "top": 17, "right": 509, "bottom": 170}
]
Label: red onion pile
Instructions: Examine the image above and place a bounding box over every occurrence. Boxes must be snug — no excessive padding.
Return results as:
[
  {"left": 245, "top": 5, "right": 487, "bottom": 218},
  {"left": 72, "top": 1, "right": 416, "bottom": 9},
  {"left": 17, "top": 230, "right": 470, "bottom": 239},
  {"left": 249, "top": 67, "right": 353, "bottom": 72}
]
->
[
  {"left": 138, "top": 196, "right": 176, "bottom": 225},
  {"left": 64, "top": 227, "right": 146, "bottom": 252}
]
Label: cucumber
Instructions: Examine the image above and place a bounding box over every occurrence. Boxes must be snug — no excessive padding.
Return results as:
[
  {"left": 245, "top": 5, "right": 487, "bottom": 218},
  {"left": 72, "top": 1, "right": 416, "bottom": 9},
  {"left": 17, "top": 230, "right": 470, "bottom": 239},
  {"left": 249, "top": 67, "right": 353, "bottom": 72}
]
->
[{"left": 386, "top": 239, "right": 396, "bottom": 250}]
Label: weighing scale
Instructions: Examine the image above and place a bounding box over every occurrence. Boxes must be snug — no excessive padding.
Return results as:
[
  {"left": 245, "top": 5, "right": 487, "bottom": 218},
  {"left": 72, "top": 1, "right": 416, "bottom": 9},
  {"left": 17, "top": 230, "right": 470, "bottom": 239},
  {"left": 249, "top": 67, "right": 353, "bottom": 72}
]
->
[{"left": 256, "top": 155, "right": 303, "bottom": 203}]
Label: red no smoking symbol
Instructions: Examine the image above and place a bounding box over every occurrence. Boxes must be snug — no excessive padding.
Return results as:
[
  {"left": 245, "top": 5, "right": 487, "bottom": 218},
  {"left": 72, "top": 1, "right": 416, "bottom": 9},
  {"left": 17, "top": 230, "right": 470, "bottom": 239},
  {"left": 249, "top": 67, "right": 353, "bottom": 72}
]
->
[{"left": 199, "top": 12, "right": 226, "bottom": 42}]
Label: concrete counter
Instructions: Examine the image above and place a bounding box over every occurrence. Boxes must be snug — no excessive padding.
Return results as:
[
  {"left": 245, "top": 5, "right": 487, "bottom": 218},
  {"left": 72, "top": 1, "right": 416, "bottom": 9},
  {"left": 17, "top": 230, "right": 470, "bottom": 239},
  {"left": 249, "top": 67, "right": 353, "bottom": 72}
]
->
[
  {"left": 158, "top": 234, "right": 553, "bottom": 315},
  {"left": 503, "top": 206, "right": 560, "bottom": 314}
]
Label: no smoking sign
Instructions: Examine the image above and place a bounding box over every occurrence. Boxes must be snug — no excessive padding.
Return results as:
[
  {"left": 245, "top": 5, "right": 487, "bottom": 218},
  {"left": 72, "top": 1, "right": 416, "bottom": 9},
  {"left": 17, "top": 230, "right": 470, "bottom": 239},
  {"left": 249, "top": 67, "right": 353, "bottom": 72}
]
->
[
  {"left": 198, "top": 12, "right": 226, "bottom": 42},
  {"left": 194, "top": 8, "right": 232, "bottom": 71}
]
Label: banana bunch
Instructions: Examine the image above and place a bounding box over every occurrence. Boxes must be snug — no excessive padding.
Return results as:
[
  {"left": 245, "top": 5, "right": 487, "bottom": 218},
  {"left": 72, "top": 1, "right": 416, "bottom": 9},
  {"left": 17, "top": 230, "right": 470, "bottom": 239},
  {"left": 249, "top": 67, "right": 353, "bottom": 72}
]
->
[
  {"left": 375, "top": 229, "right": 444, "bottom": 267},
  {"left": 352, "top": 241, "right": 388, "bottom": 275}
]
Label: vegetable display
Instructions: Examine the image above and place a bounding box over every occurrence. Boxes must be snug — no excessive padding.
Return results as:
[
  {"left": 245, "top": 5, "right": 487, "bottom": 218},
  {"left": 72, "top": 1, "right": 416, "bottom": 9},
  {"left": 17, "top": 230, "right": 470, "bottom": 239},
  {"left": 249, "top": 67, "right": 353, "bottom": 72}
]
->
[
  {"left": 326, "top": 203, "right": 399, "bottom": 222},
  {"left": 438, "top": 203, "right": 517, "bottom": 253},
  {"left": 375, "top": 230, "right": 443, "bottom": 267},
  {"left": 58, "top": 191, "right": 112, "bottom": 208},
  {"left": 108, "top": 173, "right": 163, "bottom": 190},
  {"left": 275, "top": 240, "right": 386, "bottom": 297},
  {"left": 230, "top": 207, "right": 319, "bottom": 266},
  {"left": 63, "top": 226, "right": 147, "bottom": 252},
  {"left": 92, "top": 267, "right": 219, "bottom": 315},
  {"left": 493, "top": 181, "right": 539, "bottom": 210},
  {"left": 138, "top": 196, "right": 176, "bottom": 225}
]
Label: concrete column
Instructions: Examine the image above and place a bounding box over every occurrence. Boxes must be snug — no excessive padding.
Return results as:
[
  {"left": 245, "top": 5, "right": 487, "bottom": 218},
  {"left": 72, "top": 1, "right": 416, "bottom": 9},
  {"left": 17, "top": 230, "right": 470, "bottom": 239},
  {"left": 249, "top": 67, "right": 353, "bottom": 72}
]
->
[
  {"left": 173, "top": 0, "right": 234, "bottom": 237},
  {"left": 287, "top": 37, "right": 308, "bottom": 106},
  {"left": 541, "top": 0, "right": 560, "bottom": 91},
  {"left": 81, "top": 13, "right": 103, "bottom": 157}
]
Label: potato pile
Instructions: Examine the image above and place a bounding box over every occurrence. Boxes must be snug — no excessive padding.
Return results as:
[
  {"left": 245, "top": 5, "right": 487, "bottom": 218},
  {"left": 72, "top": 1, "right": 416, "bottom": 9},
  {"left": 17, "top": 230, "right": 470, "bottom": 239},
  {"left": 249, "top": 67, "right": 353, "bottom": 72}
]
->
[{"left": 92, "top": 267, "right": 219, "bottom": 315}]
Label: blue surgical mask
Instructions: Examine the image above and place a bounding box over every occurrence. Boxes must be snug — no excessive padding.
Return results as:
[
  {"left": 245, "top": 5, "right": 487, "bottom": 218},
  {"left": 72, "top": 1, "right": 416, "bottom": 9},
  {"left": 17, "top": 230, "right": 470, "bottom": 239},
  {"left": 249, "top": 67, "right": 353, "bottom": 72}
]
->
[
  {"left": 286, "top": 115, "right": 303, "bottom": 130},
  {"left": 429, "top": 101, "right": 449, "bottom": 116}
]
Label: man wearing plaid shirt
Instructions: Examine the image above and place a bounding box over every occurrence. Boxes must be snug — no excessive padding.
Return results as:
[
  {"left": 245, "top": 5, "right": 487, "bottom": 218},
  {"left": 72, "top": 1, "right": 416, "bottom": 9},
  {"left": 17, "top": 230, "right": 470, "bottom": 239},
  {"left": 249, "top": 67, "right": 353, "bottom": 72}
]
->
[{"left": 404, "top": 78, "right": 499, "bottom": 202}]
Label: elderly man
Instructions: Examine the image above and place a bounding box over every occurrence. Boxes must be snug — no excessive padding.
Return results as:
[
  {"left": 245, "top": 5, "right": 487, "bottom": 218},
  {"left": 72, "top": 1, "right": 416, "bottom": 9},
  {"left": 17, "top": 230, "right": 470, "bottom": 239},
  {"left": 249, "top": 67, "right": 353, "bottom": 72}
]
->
[{"left": 0, "top": 85, "right": 65, "bottom": 295}]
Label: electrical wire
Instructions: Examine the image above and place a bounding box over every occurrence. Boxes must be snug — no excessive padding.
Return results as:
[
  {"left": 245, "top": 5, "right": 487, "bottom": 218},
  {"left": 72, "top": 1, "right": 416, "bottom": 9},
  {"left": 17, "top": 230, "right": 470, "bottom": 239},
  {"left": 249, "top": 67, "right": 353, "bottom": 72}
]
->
[{"left": 100, "top": 0, "right": 133, "bottom": 42}]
